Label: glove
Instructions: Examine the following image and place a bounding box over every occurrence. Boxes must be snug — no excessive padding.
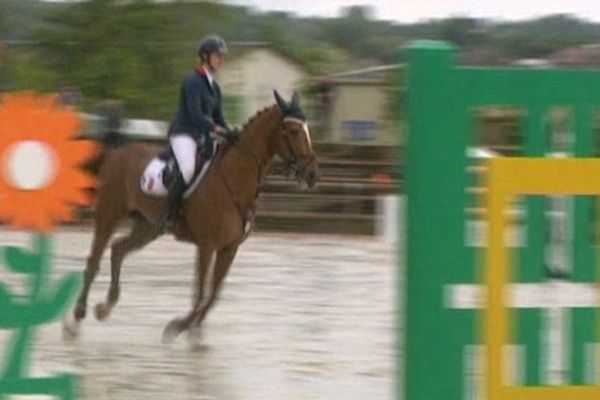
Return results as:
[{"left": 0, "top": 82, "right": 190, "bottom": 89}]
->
[{"left": 219, "top": 128, "right": 240, "bottom": 143}]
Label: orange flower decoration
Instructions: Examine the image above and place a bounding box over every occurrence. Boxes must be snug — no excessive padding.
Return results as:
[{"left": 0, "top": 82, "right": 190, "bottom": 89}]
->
[{"left": 0, "top": 92, "right": 98, "bottom": 232}]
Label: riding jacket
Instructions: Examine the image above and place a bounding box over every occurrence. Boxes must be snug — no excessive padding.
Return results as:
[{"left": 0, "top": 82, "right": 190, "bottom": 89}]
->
[{"left": 168, "top": 67, "right": 228, "bottom": 144}]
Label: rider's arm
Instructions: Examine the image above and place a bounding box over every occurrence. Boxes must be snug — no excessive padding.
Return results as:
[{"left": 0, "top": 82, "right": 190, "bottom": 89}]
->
[
  {"left": 184, "top": 78, "right": 215, "bottom": 135},
  {"left": 212, "top": 84, "right": 229, "bottom": 131}
]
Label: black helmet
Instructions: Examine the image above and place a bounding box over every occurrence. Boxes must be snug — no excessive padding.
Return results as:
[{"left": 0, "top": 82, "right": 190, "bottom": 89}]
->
[{"left": 198, "top": 35, "right": 228, "bottom": 59}]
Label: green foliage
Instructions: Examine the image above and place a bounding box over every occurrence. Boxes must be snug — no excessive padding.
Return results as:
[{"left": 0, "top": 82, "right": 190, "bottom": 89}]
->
[
  {"left": 1, "top": 50, "right": 60, "bottom": 92},
  {"left": 29, "top": 0, "right": 181, "bottom": 118},
  {"left": 223, "top": 94, "right": 243, "bottom": 124},
  {"left": 3, "top": 1, "right": 600, "bottom": 119}
]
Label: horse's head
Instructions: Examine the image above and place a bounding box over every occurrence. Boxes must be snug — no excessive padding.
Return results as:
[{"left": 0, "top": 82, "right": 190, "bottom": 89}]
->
[{"left": 273, "top": 90, "right": 319, "bottom": 189}]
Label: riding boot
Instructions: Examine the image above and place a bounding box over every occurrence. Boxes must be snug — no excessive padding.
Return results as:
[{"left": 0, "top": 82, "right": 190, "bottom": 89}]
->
[{"left": 159, "top": 174, "right": 186, "bottom": 232}]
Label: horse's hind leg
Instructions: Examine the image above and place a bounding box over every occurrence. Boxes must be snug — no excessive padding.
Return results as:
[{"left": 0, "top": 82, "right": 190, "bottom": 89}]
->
[
  {"left": 95, "top": 216, "right": 161, "bottom": 321},
  {"left": 73, "top": 191, "right": 124, "bottom": 322}
]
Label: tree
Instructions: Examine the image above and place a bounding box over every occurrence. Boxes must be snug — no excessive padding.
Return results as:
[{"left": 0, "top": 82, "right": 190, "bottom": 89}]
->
[
  {"left": 437, "top": 17, "right": 485, "bottom": 48},
  {"left": 34, "top": 0, "right": 180, "bottom": 117}
]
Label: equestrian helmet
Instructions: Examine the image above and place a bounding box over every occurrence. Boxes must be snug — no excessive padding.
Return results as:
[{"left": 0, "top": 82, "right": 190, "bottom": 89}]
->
[{"left": 198, "top": 35, "right": 228, "bottom": 59}]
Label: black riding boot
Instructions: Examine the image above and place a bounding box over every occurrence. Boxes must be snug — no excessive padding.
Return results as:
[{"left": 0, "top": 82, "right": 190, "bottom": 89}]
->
[{"left": 159, "top": 174, "right": 186, "bottom": 231}]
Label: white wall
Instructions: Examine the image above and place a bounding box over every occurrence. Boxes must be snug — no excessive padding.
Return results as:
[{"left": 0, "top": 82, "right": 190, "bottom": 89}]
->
[{"left": 218, "top": 48, "right": 306, "bottom": 122}]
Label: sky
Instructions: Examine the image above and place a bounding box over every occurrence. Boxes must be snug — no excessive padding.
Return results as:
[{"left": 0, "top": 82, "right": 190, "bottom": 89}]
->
[{"left": 222, "top": 0, "right": 600, "bottom": 23}]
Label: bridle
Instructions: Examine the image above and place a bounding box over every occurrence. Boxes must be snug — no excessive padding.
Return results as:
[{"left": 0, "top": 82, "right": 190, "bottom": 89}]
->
[
  {"left": 280, "top": 116, "right": 317, "bottom": 181},
  {"left": 215, "top": 113, "right": 316, "bottom": 239}
]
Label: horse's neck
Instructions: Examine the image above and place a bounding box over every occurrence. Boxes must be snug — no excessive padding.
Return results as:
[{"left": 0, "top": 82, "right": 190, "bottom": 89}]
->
[
  {"left": 237, "top": 106, "right": 281, "bottom": 166},
  {"left": 217, "top": 107, "right": 280, "bottom": 204}
]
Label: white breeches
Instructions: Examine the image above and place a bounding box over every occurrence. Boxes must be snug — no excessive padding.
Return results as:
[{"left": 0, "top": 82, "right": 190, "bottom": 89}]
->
[{"left": 170, "top": 134, "right": 197, "bottom": 184}]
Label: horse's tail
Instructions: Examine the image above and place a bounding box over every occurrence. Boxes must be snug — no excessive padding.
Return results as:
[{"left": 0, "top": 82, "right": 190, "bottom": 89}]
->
[
  {"left": 83, "top": 144, "right": 121, "bottom": 177},
  {"left": 83, "top": 147, "right": 104, "bottom": 177}
]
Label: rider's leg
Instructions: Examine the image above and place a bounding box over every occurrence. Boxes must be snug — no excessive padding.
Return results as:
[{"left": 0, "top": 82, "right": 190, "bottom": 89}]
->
[
  {"left": 161, "top": 134, "right": 197, "bottom": 229},
  {"left": 171, "top": 134, "right": 197, "bottom": 184}
]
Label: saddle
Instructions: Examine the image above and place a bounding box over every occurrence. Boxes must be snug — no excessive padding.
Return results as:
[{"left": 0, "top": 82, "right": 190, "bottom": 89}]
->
[{"left": 140, "top": 140, "right": 218, "bottom": 198}]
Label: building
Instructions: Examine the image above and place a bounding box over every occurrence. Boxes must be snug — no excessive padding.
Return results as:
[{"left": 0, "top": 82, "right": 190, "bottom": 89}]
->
[
  {"left": 547, "top": 44, "right": 600, "bottom": 68},
  {"left": 320, "top": 65, "right": 402, "bottom": 144},
  {"left": 217, "top": 42, "right": 309, "bottom": 123}
]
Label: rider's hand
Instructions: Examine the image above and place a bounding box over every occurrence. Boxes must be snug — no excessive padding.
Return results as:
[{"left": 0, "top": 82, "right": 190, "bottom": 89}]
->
[
  {"left": 221, "top": 129, "right": 240, "bottom": 143},
  {"left": 213, "top": 125, "right": 226, "bottom": 134},
  {"left": 214, "top": 125, "right": 239, "bottom": 143}
]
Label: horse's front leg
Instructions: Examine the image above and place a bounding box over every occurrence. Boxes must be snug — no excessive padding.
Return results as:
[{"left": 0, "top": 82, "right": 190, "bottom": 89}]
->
[
  {"left": 192, "top": 243, "right": 239, "bottom": 328},
  {"left": 162, "top": 245, "right": 214, "bottom": 343}
]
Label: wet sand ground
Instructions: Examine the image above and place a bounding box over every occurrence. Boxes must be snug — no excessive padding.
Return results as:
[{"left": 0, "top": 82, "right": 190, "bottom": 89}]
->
[{"left": 0, "top": 229, "right": 396, "bottom": 400}]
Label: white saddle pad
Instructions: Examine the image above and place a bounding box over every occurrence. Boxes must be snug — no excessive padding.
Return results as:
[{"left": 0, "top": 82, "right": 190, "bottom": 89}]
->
[
  {"left": 140, "top": 142, "right": 217, "bottom": 198},
  {"left": 140, "top": 158, "right": 169, "bottom": 197}
]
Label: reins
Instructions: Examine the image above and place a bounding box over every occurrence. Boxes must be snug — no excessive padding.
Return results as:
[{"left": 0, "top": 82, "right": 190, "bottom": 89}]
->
[{"left": 215, "top": 138, "right": 267, "bottom": 235}]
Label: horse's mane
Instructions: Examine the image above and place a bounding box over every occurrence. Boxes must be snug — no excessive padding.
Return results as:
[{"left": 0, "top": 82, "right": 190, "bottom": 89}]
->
[
  {"left": 240, "top": 105, "right": 277, "bottom": 133},
  {"left": 217, "top": 105, "right": 278, "bottom": 156}
]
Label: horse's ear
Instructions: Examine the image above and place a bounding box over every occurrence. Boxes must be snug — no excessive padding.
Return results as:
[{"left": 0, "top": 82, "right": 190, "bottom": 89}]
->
[
  {"left": 291, "top": 91, "right": 300, "bottom": 107},
  {"left": 274, "top": 90, "right": 288, "bottom": 112}
]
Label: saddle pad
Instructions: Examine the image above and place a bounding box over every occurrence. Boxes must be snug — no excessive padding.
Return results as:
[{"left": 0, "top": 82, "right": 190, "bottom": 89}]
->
[
  {"left": 140, "top": 141, "right": 217, "bottom": 198},
  {"left": 140, "top": 158, "right": 168, "bottom": 197}
]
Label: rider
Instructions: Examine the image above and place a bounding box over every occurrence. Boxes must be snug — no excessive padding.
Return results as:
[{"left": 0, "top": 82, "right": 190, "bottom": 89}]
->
[{"left": 161, "top": 34, "right": 238, "bottom": 229}]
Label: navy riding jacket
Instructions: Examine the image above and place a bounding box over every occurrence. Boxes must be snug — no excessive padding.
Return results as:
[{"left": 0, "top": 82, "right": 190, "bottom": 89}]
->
[{"left": 168, "top": 67, "right": 228, "bottom": 143}]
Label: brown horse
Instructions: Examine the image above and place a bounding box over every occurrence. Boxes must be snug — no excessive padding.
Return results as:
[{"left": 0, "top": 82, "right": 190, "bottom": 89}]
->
[{"left": 65, "top": 91, "right": 319, "bottom": 342}]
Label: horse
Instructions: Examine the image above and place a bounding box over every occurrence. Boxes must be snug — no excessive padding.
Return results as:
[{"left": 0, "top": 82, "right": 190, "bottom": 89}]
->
[{"left": 64, "top": 91, "right": 319, "bottom": 342}]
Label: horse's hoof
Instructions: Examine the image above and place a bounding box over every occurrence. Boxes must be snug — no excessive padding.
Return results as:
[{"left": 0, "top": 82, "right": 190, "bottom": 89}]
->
[
  {"left": 94, "top": 303, "right": 110, "bottom": 321},
  {"left": 74, "top": 304, "right": 86, "bottom": 322},
  {"left": 62, "top": 317, "right": 80, "bottom": 342},
  {"left": 162, "top": 318, "right": 186, "bottom": 344},
  {"left": 187, "top": 325, "right": 203, "bottom": 349}
]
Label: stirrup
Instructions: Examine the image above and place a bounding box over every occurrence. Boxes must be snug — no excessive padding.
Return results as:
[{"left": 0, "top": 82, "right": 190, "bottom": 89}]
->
[
  {"left": 159, "top": 175, "right": 186, "bottom": 232},
  {"left": 158, "top": 215, "right": 173, "bottom": 233},
  {"left": 159, "top": 200, "right": 180, "bottom": 232}
]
